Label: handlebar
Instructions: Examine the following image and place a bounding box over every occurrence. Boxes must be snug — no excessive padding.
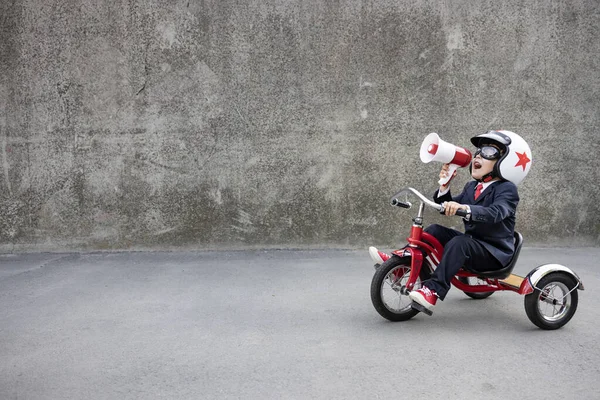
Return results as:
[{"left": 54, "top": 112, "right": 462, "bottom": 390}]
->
[{"left": 390, "top": 187, "right": 468, "bottom": 218}]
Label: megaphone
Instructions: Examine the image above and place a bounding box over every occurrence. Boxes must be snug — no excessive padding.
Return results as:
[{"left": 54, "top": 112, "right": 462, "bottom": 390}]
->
[{"left": 420, "top": 133, "right": 472, "bottom": 186}]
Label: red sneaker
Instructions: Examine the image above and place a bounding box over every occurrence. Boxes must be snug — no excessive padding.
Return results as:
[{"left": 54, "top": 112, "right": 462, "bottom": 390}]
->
[
  {"left": 409, "top": 286, "right": 438, "bottom": 312},
  {"left": 369, "top": 246, "right": 390, "bottom": 264}
]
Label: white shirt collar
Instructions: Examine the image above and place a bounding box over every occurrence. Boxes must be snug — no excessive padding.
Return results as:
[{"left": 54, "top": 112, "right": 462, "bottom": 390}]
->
[
  {"left": 437, "top": 180, "right": 499, "bottom": 199},
  {"left": 477, "top": 180, "right": 497, "bottom": 194}
]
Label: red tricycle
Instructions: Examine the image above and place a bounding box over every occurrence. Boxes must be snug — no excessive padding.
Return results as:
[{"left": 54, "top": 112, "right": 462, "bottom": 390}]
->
[{"left": 370, "top": 187, "right": 584, "bottom": 330}]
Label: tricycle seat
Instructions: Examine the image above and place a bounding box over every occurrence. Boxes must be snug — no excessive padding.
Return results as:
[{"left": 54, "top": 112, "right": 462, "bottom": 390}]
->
[{"left": 465, "top": 231, "right": 523, "bottom": 279}]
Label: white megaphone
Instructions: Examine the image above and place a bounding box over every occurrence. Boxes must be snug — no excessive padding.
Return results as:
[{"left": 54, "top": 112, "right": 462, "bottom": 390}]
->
[{"left": 420, "top": 133, "right": 473, "bottom": 186}]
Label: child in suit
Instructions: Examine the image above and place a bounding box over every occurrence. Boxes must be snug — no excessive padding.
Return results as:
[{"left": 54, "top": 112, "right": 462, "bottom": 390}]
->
[
  {"left": 370, "top": 130, "right": 532, "bottom": 314},
  {"left": 408, "top": 131, "right": 520, "bottom": 312}
]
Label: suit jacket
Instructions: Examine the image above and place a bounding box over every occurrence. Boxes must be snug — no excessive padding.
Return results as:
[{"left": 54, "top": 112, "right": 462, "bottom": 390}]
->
[{"left": 434, "top": 180, "right": 519, "bottom": 267}]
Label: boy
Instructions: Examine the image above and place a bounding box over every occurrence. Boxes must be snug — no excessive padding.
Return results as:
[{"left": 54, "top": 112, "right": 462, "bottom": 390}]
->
[{"left": 371, "top": 130, "right": 530, "bottom": 314}]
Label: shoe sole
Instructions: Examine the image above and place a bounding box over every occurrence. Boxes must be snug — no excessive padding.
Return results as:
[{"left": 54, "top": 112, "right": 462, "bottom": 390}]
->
[
  {"left": 408, "top": 291, "right": 436, "bottom": 315},
  {"left": 411, "top": 301, "right": 433, "bottom": 316}
]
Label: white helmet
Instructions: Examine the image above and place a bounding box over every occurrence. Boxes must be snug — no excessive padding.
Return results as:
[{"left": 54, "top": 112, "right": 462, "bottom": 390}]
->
[{"left": 470, "top": 130, "right": 532, "bottom": 185}]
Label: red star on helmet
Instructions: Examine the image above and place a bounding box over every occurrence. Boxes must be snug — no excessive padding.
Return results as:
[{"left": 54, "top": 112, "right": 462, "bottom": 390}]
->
[{"left": 515, "top": 151, "right": 531, "bottom": 171}]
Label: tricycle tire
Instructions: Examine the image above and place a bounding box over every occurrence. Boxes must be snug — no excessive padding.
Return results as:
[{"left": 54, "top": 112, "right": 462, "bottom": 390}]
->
[
  {"left": 457, "top": 277, "right": 494, "bottom": 300},
  {"left": 370, "top": 255, "right": 429, "bottom": 321},
  {"left": 524, "top": 272, "right": 579, "bottom": 330}
]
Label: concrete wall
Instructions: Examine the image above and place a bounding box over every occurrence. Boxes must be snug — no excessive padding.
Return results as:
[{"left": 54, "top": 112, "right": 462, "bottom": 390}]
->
[{"left": 1, "top": 0, "right": 599, "bottom": 251}]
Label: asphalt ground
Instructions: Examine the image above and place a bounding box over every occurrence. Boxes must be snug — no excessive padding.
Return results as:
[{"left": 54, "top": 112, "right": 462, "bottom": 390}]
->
[{"left": 1, "top": 247, "right": 599, "bottom": 399}]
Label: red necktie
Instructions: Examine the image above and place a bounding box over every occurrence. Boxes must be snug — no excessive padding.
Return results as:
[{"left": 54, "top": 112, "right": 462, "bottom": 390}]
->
[{"left": 474, "top": 183, "right": 483, "bottom": 200}]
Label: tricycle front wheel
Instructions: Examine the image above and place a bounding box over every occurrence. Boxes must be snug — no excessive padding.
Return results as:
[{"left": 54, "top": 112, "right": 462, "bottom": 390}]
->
[
  {"left": 370, "top": 256, "right": 429, "bottom": 321},
  {"left": 524, "top": 273, "right": 579, "bottom": 330}
]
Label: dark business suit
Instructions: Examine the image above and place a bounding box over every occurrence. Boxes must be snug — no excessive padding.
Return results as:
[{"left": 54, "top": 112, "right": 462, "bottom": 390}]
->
[{"left": 423, "top": 180, "right": 519, "bottom": 299}]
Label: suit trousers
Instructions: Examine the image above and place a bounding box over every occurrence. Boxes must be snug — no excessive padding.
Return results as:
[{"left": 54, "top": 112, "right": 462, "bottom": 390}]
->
[{"left": 423, "top": 224, "right": 503, "bottom": 300}]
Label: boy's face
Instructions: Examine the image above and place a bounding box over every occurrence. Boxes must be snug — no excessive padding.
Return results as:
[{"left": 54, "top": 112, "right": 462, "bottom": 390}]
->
[{"left": 471, "top": 143, "right": 501, "bottom": 180}]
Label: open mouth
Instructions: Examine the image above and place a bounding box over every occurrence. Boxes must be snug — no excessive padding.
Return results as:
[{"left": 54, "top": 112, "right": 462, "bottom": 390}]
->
[{"left": 473, "top": 160, "right": 482, "bottom": 170}]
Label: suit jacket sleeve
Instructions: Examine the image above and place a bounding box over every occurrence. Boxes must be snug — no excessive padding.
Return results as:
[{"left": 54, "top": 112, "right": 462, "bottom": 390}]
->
[{"left": 433, "top": 183, "right": 471, "bottom": 205}]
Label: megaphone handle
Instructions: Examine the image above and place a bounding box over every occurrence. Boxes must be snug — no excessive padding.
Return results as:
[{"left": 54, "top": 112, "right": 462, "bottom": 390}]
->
[{"left": 438, "top": 164, "right": 459, "bottom": 186}]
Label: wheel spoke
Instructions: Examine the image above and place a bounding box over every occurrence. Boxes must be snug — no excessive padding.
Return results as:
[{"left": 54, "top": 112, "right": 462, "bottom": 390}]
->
[
  {"left": 537, "top": 281, "right": 571, "bottom": 322},
  {"left": 381, "top": 266, "right": 414, "bottom": 313}
]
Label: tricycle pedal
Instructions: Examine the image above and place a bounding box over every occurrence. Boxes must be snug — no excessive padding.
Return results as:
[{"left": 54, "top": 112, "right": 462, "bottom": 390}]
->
[{"left": 411, "top": 301, "right": 433, "bottom": 316}]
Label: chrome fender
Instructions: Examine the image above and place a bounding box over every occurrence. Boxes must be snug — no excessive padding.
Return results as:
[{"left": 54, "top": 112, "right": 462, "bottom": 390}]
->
[{"left": 524, "top": 264, "right": 585, "bottom": 294}]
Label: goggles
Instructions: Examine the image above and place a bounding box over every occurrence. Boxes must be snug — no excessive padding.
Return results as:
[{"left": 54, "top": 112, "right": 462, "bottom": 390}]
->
[{"left": 474, "top": 146, "right": 502, "bottom": 160}]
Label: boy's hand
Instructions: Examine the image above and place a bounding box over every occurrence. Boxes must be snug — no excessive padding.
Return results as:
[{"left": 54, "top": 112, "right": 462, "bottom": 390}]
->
[
  {"left": 439, "top": 163, "right": 457, "bottom": 190},
  {"left": 443, "top": 201, "right": 469, "bottom": 216}
]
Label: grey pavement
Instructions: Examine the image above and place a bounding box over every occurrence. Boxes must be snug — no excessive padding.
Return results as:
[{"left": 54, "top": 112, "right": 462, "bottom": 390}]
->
[{"left": 1, "top": 247, "right": 599, "bottom": 399}]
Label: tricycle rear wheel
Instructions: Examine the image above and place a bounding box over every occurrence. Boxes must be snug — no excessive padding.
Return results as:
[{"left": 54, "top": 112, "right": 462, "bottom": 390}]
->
[
  {"left": 524, "top": 273, "right": 579, "bottom": 330},
  {"left": 457, "top": 276, "right": 494, "bottom": 299}
]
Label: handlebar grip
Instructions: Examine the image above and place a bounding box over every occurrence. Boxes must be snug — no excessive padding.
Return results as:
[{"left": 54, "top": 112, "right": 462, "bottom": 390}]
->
[
  {"left": 439, "top": 204, "right": 469, "bottom": 218},
  {"left": 455, "top": 208, "right": 468, "bottom": 218},
  {"left": 391, "top": 199, "right": 412, "bottom": 209}
]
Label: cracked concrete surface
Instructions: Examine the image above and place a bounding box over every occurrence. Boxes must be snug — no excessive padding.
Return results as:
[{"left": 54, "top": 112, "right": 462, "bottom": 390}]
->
[{"left": 0, "top": 1, "right": 599, "bottom": 251}]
